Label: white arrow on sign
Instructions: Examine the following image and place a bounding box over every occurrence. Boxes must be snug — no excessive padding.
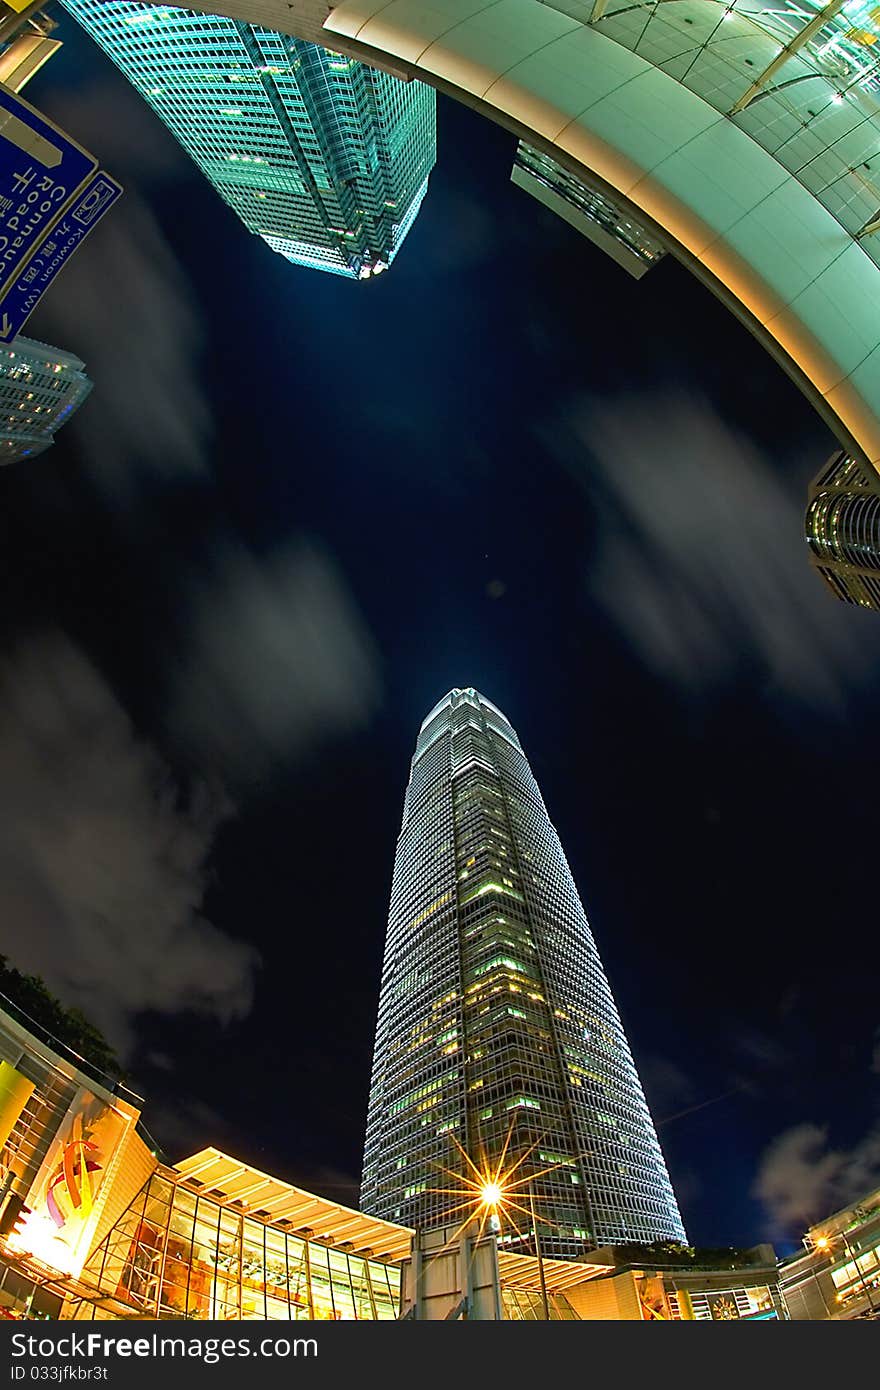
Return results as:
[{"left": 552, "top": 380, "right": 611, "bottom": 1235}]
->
[
  {"left": 0, "top": 109, "right": 62, "bottom": 169},
  {"left": 0, "top": 313, "right": 11, "bottom": 338}
]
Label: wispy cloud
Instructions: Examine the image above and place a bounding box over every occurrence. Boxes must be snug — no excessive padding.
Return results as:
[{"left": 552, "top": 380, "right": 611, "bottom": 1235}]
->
[
  {"left": 729, "top": 1025, "right": 793, "bottom": 1076},
  {"left": 27, "top": 78, "right": 210, "bottom": 498},
  {"left": 640, "top": 1055, "right": 698, "bottom": 1116},
  {"left": 406, "top": 186, "right": 494, "bottom": 276},
  {"left": 541, "top": 393, "right": 880, "bottom": 713},
  {"left": 167, "top": 538, "right": 383, "bottom": 787},
  {"left": 753, "top": 1121, "right": 880, "bottom": 1234},
  {"left": 33, "top": 76, "right": 191, "bottom": 184},
  {"left": 0, "top": 634, "right": 258, "bottom": 1054},
  {"left": 31, "top": 191, "right": 210, "bottom": 498},
  {"left": 142, "top": 1095, "right": 232, "bottom": 1164}
]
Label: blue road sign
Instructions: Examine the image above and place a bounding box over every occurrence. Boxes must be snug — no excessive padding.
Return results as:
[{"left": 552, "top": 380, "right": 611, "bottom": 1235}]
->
[
  {"left": 0, "top": 84, "right": 98, "bottom": 296},
  {"left": 0, "top": 171, "right": 123, "bottom": 343}
]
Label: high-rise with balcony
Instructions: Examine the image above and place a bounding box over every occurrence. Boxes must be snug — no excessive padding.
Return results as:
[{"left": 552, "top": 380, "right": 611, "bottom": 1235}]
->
[
  {"left": 361, "top": 688, "right": 686, "bottom": 1258},
  {"left": 60, "top": 2, "right": 436, "bottom": 278},
  {"left": 0, "top": 336, "right": 92, "bottom": 466}
]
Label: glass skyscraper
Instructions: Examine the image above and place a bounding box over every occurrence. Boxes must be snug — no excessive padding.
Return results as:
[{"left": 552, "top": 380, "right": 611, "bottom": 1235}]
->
[
  {"left": 60, "top": 2, "right": 436, "bottom": 278},
  {"left": 362, "top": 688, "right": 686, "bottom": 1258},
  {"left": 0, "top": 336, "right": 92, "bottom": 466}
]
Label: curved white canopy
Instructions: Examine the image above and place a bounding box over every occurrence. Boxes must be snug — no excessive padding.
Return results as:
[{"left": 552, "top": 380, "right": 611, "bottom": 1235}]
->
[{"left": 136, "top": 0, "right": 880, "bottom": 474}]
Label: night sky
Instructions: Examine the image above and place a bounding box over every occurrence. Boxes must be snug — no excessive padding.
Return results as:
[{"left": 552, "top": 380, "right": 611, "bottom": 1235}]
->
[{"left": 1, "top": 18, "right": 879, "bottom": 1258}]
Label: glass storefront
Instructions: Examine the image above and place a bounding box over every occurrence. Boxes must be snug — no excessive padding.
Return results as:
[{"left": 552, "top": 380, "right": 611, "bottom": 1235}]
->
[{"left": 72, "top": 1170, "right": 401, "bottom": 1320}]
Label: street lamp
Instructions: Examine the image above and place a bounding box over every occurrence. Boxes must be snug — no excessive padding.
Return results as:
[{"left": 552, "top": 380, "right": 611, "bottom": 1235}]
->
[
  {"left": 480, "top": 1182, "right": 503, "bottom": 1210},
  {"left": 480, "top": 1177, "right": 550, "bottom": 1320},
  {"left": 480, "top": 1183, "right": 503, "bottom": 1237},
  {"left": 814, "top": 1231, "right": 878, "bottom": 1317}
]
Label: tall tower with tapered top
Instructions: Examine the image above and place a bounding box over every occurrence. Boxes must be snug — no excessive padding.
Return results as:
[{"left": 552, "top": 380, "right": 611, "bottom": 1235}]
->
[{"left": 361, "top": 688, "right": 685, "bottom": 1259}]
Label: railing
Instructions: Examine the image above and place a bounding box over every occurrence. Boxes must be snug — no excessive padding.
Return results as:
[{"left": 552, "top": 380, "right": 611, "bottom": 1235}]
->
[{"left": 0, "top": 990, "right": 143, "bottom": 1107}]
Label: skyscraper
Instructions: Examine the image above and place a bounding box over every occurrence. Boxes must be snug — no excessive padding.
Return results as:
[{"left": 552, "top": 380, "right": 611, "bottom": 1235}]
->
[
  {"left": 61, "top": 2, "right": 436, "bottom": 278},
  {"left": 0, "top": 336, "right": 92, "bottom": 465},
  {"left": 806, "top": 449, "right": 880, "bottom": 612},
  {"left": 362, "top": 688, "right": 686, "bottom": 1258}
]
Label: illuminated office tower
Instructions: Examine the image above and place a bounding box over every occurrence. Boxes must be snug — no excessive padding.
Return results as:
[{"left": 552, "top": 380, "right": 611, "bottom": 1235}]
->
[
  {"left": 60, "top": 2, "right": 435, "bottom": 278},
  {"left": 0, "top": 336, "right": 92, "bottom": 465},
  {"left": 362, "top": 688, "right": 686, "bottom": 1258},
  {"left": 806, "top": 450, "right": 880, "bottom": 612}
]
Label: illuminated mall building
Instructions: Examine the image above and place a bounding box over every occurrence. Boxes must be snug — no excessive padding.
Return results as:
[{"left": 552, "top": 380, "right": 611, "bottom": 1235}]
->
[
  {"left": 779, "top": 1187, "right": 880, "bottom": 1321},
  {"left": 0, "top": 999, "right": 638, "bottom": 1320},
  {"left": 0, "top": 997, "right": 791, "bottom": 1320},
  {"left": 0, "top": 996, "right": 411, "bottom": 1320},
  {"left": 361, "top": 688, "right": 686, "bottom": 1258},
  {"left": 60, "top": 1, "right": 436, "bottom": 278},
  {"left": 806, "top": 449, "right": 880, "bottom": 612}
]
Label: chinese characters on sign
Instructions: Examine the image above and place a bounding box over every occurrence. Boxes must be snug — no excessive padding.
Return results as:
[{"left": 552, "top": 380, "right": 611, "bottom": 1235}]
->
[
  {"left": 0, "top": 171, "right": 123, "bottom": 340},
  {"left": 0, "top": 84, "right": 121, "bottom": 339}
]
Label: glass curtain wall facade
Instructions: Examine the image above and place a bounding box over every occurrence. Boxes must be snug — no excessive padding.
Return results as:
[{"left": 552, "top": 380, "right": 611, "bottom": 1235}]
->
[
  {"left": 361, "top": 688, "right": 686, "bottom": 1258},
  {"left": 0, "top": 336, "right": 92, "bottom": 465},
  {"left": 73, "top": 1167, "right": 401, "bottom": 1320},
  {"left": 806, "top": 449, "right": 880, "bottom": 610},
  {"left": 60, "top": 2, "right": 436, "bottom": 278}
]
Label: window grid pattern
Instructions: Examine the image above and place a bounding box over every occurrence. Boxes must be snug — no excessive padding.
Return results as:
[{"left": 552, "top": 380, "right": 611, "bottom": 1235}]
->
[
  {"left": 59, "top": 2, "right": 436, "bottom": 278},
  {"left": 827, "top": 1231, "right": 880, "bottom": 1311},
  {"left": 362, "top": 689, "right": 686, "bottom": 1256}
]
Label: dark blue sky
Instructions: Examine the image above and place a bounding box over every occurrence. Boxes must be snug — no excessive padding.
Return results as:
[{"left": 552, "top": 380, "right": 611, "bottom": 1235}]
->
[{"left": 0, "top": 18, "right": 878, "bottom": 1255}]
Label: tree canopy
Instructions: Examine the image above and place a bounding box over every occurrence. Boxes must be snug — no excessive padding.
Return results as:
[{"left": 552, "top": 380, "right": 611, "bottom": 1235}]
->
[
  {"left": 611, "top": 1240, "right": 766, "bottom": 1270},
  {"left": 0, "top": 956, "right": 120, "bottom": 1078}
]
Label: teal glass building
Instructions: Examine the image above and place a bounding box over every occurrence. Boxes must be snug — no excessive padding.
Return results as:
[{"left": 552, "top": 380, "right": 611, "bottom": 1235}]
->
[{"left": 60, "top": 3, "right": 436, "bottom": 278}]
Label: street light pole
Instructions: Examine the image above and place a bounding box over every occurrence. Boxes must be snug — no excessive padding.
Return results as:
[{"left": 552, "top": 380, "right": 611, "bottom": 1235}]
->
[
  {"left": 839, "top": 1230, "right": 878, "bottom": 1317},
  {"left": 528, "top": 1181, "right": 550, "bottom": 1322},
  {"left": 810, "top": 1263, "right": 833, "bottom": 1318},
  {"left": 478, "top": 1175, "right": 551, "bottom": 1321},
  {"left": 816, "top": 1231, "right": 878, "bottom": 1317}
]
